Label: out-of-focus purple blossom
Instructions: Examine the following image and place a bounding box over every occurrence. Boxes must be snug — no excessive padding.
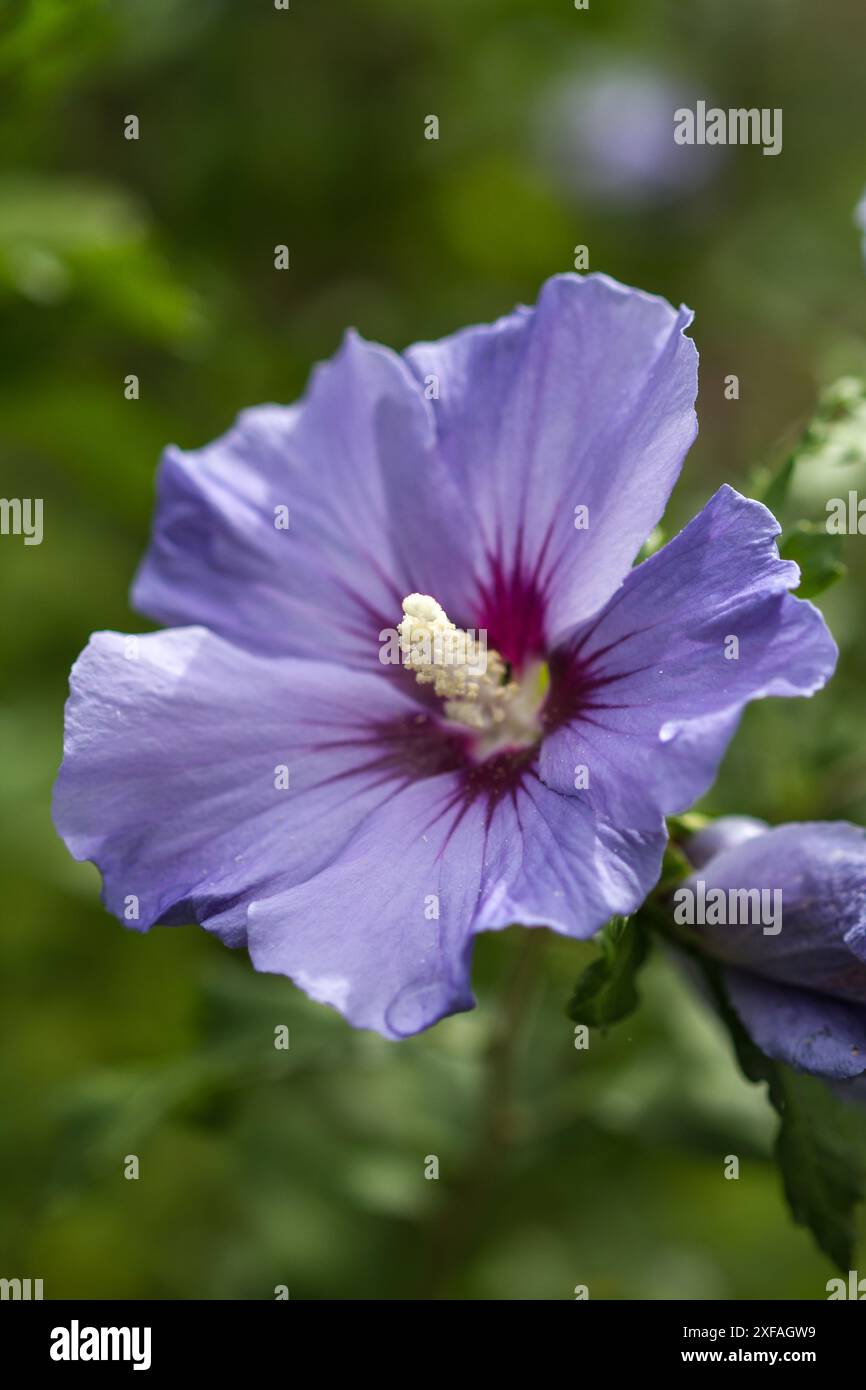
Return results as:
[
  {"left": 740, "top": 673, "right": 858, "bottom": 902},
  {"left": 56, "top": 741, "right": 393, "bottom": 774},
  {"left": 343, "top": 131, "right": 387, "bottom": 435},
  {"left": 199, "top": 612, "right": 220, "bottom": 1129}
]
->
[
  {"left": 855, "top": 188, "right": 866, "bottom": 262},
  {"left": 536, "top": 61, "right": 722, "bottom": 209},
  {"left": 682, "top": 818, "right": 866, "bottom": 1082}
]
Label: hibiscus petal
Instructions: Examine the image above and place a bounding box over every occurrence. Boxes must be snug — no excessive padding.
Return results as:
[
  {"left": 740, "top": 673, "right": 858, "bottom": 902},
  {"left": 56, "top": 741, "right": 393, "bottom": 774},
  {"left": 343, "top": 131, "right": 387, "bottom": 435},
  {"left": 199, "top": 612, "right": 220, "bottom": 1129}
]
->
[
  {"left": 724, "top": 968, "right": 866, "bottom": 1079},
  {"left": 473, "top": 770, "right": 663, "bottom": 938},
  {"left": 679, "top": 821, "right": 866, "bottom": 1002},
  {"left": 247, "top": 765, "right": 663, "bottom": 1039},
  {"left": 247, "top": 779, "right": 485, "bottom": 1038},
  {"left": 405, "top": 272, "right": 698, "bottom": 653},
  {"left": 132, "top": 332, "right": 470, "bottom": 670},
  {"left": 539, "top": 486, "right": 838, "bottom": 828},
  {"left": 52, "top": 626, "right": 450, "bottom": 944}
]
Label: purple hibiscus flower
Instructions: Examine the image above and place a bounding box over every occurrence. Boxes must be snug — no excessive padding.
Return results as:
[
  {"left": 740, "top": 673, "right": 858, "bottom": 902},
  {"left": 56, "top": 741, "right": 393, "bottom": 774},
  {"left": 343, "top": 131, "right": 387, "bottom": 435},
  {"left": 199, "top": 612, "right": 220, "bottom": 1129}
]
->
[
  {"left": 680, "top": 817, "right": 866, "bottom": 1082},
  {"left": 53, "top": 273, "right": 837, "bottom": 1039}
]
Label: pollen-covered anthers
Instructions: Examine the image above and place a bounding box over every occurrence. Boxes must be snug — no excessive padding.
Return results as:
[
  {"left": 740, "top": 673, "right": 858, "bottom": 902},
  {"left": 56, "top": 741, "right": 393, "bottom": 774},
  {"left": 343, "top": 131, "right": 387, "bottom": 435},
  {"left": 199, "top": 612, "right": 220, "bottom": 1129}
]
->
[{"left": 398, "top": 593, "right": 517, "bottom": 732}]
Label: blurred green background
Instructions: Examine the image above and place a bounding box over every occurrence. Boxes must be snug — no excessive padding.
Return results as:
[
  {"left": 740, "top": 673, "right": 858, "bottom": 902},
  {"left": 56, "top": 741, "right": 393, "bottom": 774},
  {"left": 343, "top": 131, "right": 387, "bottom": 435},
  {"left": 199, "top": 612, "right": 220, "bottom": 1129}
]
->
[{"left": 1, "top": 0, "right": 865, "bottom": 1300}]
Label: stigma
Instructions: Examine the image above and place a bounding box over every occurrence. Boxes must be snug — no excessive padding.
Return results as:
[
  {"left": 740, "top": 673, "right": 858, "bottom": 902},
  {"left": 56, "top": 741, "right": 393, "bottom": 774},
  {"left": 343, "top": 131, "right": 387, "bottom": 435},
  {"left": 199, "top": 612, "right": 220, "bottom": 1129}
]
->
[{"left": 398, "top": 593, "right": 545, "bottom": 748}]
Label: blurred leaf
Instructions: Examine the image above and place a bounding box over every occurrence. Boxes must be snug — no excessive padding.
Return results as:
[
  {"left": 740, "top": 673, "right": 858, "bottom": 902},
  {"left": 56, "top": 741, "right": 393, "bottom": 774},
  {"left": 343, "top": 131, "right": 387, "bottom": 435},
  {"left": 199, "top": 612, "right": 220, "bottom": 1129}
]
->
[
  {"left": 567, "top": 917, "right": 650, "bottom": 1028},
  {"left": 758, "top": 377, "right": 866, "bottom": 517},
  {"left": 0, "top": 175, "right": 202, "bottom": 341},
  {"left": 48, "top": 1034, "right": 344, "bottom": 1196},
  {"left": 761, "top": 455, "right": 797, "bottom": 517},
  {"left": 774, "top": 1072, "right": 866, "bottom": 1275},
  {"left": 0, "top": 176, "right": 145, "bottom": 253},
  {"left": 802, "top": 378, "right": 866, "bottom": 471},
  {"left": 780, "top": 521, "right": 846, "bottom": 598},
  {"left": 0, "top": 0, "right": 107, "bottom": 76}
]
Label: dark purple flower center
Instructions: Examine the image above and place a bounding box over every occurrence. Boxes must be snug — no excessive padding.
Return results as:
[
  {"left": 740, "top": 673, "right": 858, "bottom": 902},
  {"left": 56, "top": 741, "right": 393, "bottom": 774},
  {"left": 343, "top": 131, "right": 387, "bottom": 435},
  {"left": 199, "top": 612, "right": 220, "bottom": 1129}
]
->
[
  {"left": 330, "top": 545, "right": 603, "bottom": 814},
  {"left": 472, "top": 552, "right": 549, "bottom": 674}
]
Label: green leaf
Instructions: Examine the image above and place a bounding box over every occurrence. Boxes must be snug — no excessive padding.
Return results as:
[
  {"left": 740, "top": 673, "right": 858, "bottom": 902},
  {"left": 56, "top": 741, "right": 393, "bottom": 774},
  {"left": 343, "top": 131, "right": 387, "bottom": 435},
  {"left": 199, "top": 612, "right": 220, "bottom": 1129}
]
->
[
  {"left": 0, "top": 175, "right": 203, "bottom": 343},
  {"left": 758, "top": 377, "right": 866, "bottom": 518},
  {"left": 702, "top": 961, "right": 865, "bottom": 1271},
  {"left": 760, "top": 455, "right": 797, "bottom": 516},
  {"left": 780, "top": 521, "right": 846, "bottom": 598},
  {"left": 774, "top": 1073, "right": 865, "bottom": 1273},
  {"left": 802, "top": 377, "right": 866, "bottom": 471},
  {"left": 567, "top": 917, "right": 650, "bottom": 1028}
]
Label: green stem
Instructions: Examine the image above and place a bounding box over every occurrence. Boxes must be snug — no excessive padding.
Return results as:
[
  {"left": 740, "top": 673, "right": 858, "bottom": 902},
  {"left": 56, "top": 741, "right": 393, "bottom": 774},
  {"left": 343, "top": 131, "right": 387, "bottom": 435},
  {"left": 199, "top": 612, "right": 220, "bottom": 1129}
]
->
[{"left": 421, "top": 929, "right": 546, "bottom": 1298}]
